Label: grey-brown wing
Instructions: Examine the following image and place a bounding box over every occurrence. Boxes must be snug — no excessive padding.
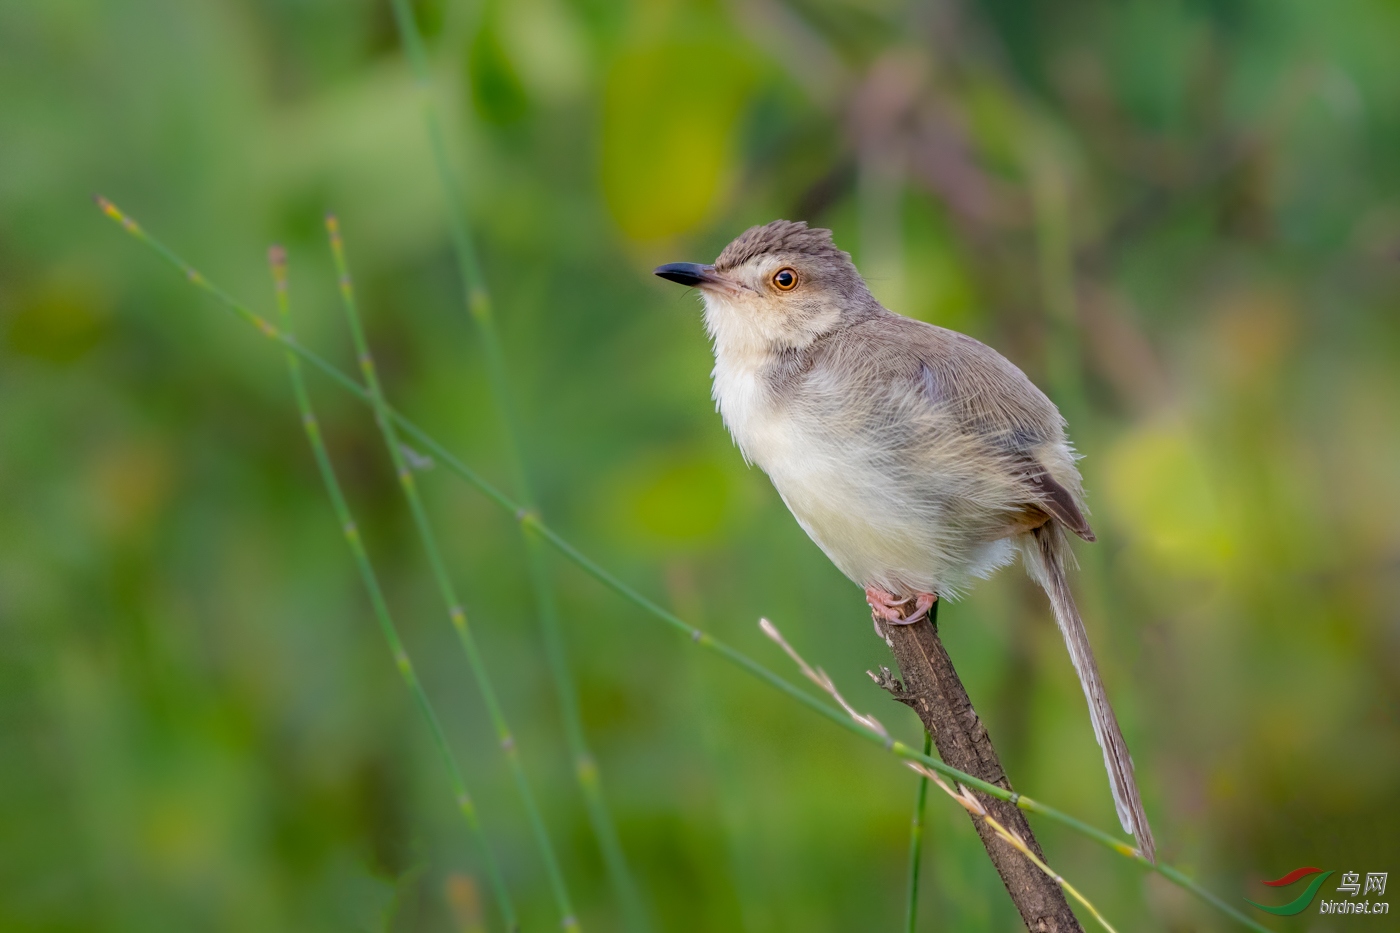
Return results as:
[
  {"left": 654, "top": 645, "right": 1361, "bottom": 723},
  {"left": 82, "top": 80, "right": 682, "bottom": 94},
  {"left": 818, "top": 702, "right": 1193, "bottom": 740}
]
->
[
  {"left": 1022, "top": 462, "right": 1095, "bottom": 541},
  {"left": 885, "top": 317, "right": 1096, "bottom": 540}
]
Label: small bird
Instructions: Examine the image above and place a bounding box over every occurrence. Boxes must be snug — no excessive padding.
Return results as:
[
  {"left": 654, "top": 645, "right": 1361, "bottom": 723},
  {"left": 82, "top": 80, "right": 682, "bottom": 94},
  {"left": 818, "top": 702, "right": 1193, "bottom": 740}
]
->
[{"left": 655, "top": 220, "right": 1155, "bottom": 862}]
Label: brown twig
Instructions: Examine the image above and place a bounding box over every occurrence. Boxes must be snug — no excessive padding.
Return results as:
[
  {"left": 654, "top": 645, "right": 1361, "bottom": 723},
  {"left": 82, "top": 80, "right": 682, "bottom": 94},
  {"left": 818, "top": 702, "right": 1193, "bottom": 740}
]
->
[
  {"left": 874, "top": 601, "right": 1085, "bottom": 933},
  {"left": 760, "top": 617, "right": 1114, "bottom": 932}
]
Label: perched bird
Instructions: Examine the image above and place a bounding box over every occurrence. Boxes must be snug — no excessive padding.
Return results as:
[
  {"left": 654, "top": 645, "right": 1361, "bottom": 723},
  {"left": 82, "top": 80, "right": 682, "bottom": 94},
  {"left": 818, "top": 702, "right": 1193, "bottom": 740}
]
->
[{"left": 655, "top": 220, "right": 1155, "bottom": 863}]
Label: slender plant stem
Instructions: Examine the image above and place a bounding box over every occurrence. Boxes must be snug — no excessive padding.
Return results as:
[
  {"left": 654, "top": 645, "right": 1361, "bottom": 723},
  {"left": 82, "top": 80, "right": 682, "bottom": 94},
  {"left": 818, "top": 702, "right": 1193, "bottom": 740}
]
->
[
  {"left": 325, "top": 216, "right": 580, "bottom": 932},
  {"left": 905, "top": 730, "right": 932, "bottom": 933},
  {"left": 383, "top": 3, "right": 652, "bottom": 930},
  {"left": 96, "top": 197, "right": 1274, "bottom": 933},
  {"left": 265, "top": 245, "right": 517, "bottom": 932}
]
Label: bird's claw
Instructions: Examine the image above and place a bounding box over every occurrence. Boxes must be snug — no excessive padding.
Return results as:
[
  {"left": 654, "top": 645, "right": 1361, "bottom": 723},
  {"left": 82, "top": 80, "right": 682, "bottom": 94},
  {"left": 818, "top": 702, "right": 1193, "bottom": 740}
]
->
[{"left": 865, "top": 587, "right": 937, "bottom": 626}]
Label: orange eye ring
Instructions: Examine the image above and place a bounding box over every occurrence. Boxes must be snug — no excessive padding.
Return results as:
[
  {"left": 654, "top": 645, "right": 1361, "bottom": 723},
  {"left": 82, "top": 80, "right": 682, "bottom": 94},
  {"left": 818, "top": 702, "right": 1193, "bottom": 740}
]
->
[{"left": 772, "top": 268, "right": 798, "bottom": 290}]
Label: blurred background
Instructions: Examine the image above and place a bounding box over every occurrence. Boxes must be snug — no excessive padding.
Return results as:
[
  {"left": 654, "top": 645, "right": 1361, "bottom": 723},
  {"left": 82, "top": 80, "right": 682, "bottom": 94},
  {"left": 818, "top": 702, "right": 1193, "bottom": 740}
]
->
[{"left": 3, "top": 0, "right": 1398, "bottom": 930}]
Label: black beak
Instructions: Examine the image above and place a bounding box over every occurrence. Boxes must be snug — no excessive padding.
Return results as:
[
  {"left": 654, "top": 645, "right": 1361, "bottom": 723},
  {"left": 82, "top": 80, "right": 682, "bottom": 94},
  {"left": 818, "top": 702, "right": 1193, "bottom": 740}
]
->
[{"left": 654, "top": 262, "right": 717, "bottom": 288}]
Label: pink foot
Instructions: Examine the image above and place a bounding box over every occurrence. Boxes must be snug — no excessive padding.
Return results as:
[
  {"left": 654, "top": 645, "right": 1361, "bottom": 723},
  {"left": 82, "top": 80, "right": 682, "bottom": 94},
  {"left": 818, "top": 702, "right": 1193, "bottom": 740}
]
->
[{"left": 865, "top": 587, "right": 937, "bottom": 626}]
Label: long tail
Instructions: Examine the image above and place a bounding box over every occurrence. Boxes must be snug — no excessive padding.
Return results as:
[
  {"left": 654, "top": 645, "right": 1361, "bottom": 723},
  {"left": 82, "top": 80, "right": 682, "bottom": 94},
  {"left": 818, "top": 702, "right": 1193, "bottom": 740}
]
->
[{"left": 1023, "top": 523, "right": 1156, "bottom": 863}]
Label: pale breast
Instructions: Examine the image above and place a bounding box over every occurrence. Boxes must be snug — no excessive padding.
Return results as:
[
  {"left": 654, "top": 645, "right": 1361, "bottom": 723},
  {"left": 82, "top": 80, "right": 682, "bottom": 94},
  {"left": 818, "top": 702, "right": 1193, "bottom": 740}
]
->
[{"left": 712, "top": 353, "right": 1023, "bottom": 598}]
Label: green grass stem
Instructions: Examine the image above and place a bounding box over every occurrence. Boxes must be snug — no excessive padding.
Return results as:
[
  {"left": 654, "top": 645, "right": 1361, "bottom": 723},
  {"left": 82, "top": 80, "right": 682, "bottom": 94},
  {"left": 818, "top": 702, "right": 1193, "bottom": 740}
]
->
[
  {"left": 265, "top": 244, "right": 518, "bottom": 932},
  {"left": 383, "top": 3, "right": 652, "bottom": 930},
  {"left": 905, "top": 731, "right": 932, "bottom": 933},
  {"left": 325, "top": 216, "right": 580, "bottom": 933},
  {"left": 97, "top": 196, "right": 1274, "bottom": 933}
]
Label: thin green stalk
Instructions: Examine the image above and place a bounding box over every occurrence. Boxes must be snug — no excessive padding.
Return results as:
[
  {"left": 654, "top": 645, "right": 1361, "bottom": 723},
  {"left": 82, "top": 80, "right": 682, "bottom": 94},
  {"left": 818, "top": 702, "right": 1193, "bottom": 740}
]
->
[
  {"left": 383, "top": 3, "right": 651, "bottom": 930},
  {"left": 325, "top": 216, "right": 580, "bottom": 933},
  {"left": 96, "top": 197, "right": 1274, "bottom": 933},
  {"left": 905, "top": 731, "right": 932, "bottom": 933},
  {"left": 266, "top": 245, "right": 517, "bottom": 932}
]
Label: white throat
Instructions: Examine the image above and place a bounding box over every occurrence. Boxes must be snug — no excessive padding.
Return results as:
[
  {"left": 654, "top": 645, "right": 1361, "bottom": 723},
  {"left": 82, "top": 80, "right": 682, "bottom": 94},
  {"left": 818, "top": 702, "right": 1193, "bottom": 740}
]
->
[
  {"left": 702, "top": 291, "right": 776, "bottom": 364},
  {"left": 700, "top": 290, "right": 835, "bottom": 467}
]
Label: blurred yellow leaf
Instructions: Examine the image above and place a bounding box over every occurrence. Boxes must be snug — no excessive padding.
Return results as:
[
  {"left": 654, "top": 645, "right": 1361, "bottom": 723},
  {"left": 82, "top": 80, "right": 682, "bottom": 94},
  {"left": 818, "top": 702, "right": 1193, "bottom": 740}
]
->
[
  {"left": 1101, "top": 416, "right": 1235, "bottom": 577},
  {"left": 5, "top": 267, "right": 109, "bottom": 364},
  {"left": 1208, "top": 285, "right": 1297, "bottom": 391},
  {"left": 445, "top": 872, "right": 485, "bottom": 933},
  {"left": 601, "top": 40, "right": 755, "bottom": 241},
  {"left": 89, "top": 435, "right": 176, "bottom": 542}
]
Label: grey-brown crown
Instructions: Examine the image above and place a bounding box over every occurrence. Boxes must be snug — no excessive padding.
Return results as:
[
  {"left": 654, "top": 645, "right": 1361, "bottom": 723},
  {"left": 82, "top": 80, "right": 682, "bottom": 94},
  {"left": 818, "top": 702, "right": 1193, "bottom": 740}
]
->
[{"left": 714, "top": 220, "right": 850, "bottom": 271}]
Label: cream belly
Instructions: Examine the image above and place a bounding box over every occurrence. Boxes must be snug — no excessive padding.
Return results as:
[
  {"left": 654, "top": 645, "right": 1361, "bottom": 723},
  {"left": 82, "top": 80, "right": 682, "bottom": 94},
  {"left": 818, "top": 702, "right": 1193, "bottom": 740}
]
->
[{"left": 713, "top": 360, "right": 1015, "bottom": 598}]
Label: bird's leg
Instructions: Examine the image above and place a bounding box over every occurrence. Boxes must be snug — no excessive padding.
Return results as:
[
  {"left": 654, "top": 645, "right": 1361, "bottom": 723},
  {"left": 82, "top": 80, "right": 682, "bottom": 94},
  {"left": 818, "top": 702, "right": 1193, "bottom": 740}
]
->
[{"left": 865, "top": 586, "right": 938, "bottom": 628}]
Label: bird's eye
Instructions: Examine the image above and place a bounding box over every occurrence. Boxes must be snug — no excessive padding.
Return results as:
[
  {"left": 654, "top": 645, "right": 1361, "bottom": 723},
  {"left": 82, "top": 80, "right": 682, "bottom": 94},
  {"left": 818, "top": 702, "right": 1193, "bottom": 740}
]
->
[{"left": 772, "top": 268, "right": 798, "bottom": 291}]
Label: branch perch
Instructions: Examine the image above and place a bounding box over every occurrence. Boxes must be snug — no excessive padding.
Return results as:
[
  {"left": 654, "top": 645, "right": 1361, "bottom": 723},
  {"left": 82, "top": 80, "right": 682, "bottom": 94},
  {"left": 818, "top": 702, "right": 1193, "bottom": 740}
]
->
[{"left": 875, "top": 602, "right": 1083, "bottom": 932}]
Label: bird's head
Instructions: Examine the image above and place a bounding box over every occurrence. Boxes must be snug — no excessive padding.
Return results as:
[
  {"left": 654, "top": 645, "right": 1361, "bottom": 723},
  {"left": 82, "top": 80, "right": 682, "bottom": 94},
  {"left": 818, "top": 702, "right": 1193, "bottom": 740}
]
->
[{"left": 655, "top": 220, "right": 877, "bottom": 357}]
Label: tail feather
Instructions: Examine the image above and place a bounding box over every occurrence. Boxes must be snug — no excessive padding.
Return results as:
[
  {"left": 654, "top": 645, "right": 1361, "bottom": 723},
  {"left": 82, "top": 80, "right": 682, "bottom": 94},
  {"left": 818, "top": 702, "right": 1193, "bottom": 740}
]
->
[{"left": 1023, "top": 524, "right": 1156, "bottom": 863}]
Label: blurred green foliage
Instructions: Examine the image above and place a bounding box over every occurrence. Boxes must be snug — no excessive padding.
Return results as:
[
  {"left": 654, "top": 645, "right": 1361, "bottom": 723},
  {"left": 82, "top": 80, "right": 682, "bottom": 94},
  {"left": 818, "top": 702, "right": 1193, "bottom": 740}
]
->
[{"left": 3, "top": 0, "right": 1399, "bottom": 930}]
